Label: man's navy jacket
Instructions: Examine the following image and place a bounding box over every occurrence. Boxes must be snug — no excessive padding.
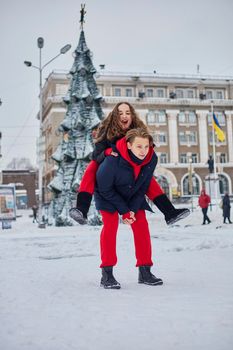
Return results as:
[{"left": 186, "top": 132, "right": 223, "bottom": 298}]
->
[{"left": 94, "top": 138, "right": 158, "bottom": 215}]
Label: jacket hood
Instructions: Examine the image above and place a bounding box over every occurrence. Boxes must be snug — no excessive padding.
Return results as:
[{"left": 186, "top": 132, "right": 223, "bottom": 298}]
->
[{"left": 116, "top": 137, "right": 154, "bottom": 167}]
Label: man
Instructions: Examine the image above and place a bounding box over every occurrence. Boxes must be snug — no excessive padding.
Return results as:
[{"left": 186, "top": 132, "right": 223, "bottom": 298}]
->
[{"left": 198, "top": 189, "right": 211, "bottom": 225}]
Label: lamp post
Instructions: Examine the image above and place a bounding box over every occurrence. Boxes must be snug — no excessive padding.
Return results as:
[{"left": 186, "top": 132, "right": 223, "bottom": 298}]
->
[
  {"left": 188, "top": 158, "right": 194, "bottom": 212},
  {"left": 0, "top": 131, "right": 2, "bottom": 184},
  {"left": 24, "top": 38, "right": 71, "bottom": 228},
  {"left": 0, "top": 99, "right": 2, "bottom": 184}
]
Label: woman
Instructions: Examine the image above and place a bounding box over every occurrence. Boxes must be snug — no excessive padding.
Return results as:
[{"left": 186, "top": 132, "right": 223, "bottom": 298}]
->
[
  {"left": 95, "top": 128, "right": 163, "bottom": 289},
  {"left": 222, "top": 193, "right": 232, "bottom": 224},
  {"left": 69, "top": 102, "right": 189, "bottom": 225}
]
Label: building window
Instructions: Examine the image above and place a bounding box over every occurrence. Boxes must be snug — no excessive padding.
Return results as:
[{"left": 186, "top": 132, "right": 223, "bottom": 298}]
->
[
  {"left": 180, "top": 153, "right": 188, "bottom": 163},
  {"left": 183, "top": 175, "right": 200, "bottom": 195},
  {"left": 208, "top": 131, "right": 215, "bottom": 143},
  {"left": 178, "top": 111, "right": 197, "bottom": 124},
  {"left": 178, "top": 112, "right": 186, "bottom": 124},
  {"left": 158, "top": 132, "right": 167, "bottom": 144},
  {"left": 176, "top": 89, "right": 184, "bottom": 98},
  {"left": 220, "top": 153, "right": 227, "bottom": 163},
  {"left": 147, "top": 111, "right": 155, "bottom": 125},
  {"left": 189, "top": 131, "right": 197, "bottom": 144},
  {"left": 125, "top": 88, "right": 132, "bottom": 97},
  {"left": 147, "top": 110, "right": 166, "bottom": 125},
  {"left": 146, "top": 88, "right": 154, "bottom": 97},
  {"left": 207, "top": 112, "right": 225, "bottom": 125},
  {"left": 208, "top": 131, "right": 226, "bottom": 144},
  {"left": 156, "top": 175, "right": 170, "bottom": 197},
  {"left": 219, "top": 174, "right": 229, "bottom": 194},
  {"left": 187, "top": 90, "right": 194, "bottom": 98},
  {"left": 156, "top": 110, "right": 166, "bottom": 123},
  {"left": 114, "top": 88, "right": 121, "bottom": 96},
  {"left": 216, "top": 91, "right": 223, "bottom": 99},
  {"left": 217, "top": 113, "right": 226, "bottom": 125},
  {"left": 160, "top": 153, "right": 168, "bottom": 163},
  {"left": 191, "top": 153, "right": 198, "bottom": 163},
  {"left": 179, "top": 131, "right": 197, "bottom": 145},
  {"left": 179, "top": 132, "right": 186, "bottom": 144},
  {"left": 157, "top": 88, "right": 165, "bottom": 98},
  {"left": 188, "top": 111, "right": 197, "bottom": 124},
  {"left": 56, "top": 84, "right": 68, "bottom": 95},
  {"left": 153, "top": 132, "right": 167, "bottom": 145},
  {"left": 206, "top": 90, "right": 213, "bottom": 99}
]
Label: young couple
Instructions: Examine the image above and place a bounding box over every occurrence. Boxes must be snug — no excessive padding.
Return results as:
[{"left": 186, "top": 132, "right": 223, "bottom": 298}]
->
[{"left": 70, "top": 102, "right": 190, "bottom": 289}]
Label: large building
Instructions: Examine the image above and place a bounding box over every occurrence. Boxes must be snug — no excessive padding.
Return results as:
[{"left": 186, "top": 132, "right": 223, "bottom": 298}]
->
[{"left": 40, "top": 70, "right": 233, "bottom": 202}]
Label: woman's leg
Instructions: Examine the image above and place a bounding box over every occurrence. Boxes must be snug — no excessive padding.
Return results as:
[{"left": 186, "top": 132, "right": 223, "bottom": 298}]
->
[
  {"left": 99, "top": 211, "right": 119, "bottom": 268},
  {"left": 146, "top": 176, "right": 164, "bottom": 199},
  {"left": 131, "top": 210, "right": 153, "bottom": 267},
  {"left": 146, "top": 177, "right": 190, "bottom": 225},
  {"left": 79, "top": 160, "right": 99, "bottom": 194},
  {"left": 70, "top": 161, "right": 99, "bottom": 223}
]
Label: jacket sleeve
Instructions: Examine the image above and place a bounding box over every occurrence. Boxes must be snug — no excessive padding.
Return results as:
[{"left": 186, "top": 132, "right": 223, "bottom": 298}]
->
[
  {"left": 128, "top": 189, "right": 148, "bottom": 213},
  {"left": 96, "top": 158, "right": 130, "bottom": 215},
  {"left": 92, "top": 139, "right": 109, "bottom": 164}
]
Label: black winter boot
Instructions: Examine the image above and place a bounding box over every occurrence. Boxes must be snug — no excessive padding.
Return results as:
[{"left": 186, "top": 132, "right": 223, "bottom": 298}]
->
[
  {"left": 69, "top": 192, "right": 92, "bottom": 225},
  {"left": 100, "top": 266, "right": 121, "bottom": 289},
  {"left": 138, "top": 266, "right": 163, "bottom": 286},
  {"left": 153, "top": 194, "right": 190, "bottom": 225}
]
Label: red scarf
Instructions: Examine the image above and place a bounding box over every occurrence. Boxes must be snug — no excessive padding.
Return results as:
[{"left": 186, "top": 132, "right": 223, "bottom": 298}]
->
[{"left": 116, "top": 138, "right": 154, "bottom": 179}]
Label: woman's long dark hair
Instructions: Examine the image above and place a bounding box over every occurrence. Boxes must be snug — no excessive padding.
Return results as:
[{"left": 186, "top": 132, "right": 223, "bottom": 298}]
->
[{"left": 95, "top": 102, "right": 147, "bottom": 142}]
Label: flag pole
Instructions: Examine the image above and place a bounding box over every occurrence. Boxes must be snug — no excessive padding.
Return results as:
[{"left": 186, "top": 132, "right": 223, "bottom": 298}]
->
[{"left": 211, "top": 101, "right": 218, "bottom": 205}]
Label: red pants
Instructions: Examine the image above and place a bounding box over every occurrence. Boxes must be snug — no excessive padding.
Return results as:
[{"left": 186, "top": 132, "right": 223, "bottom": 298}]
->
[
  {"left": 79, "top": 160, "right": 164, "bottom": 200},
  {"left": 99, "top": 210, "right": 153, "bottom": 267}
]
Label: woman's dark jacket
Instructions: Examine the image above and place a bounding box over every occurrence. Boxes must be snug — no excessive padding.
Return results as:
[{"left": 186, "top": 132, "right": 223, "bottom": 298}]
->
[
  {"left": 223, "top": 195, "right": 231, "bottom": 218},
  {"left": 94, "top": 138, "right": 158, "bottom": 215}
]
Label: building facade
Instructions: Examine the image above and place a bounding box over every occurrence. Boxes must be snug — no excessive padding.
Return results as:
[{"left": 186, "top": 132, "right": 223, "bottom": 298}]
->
[{"left": 40, "top": 70, "right": 233, "bottom": 201}]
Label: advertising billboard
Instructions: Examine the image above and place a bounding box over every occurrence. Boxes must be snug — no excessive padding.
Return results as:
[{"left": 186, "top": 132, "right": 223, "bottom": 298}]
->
[{"left": 0, "top": 185, "right": 16, "bottom": 221}]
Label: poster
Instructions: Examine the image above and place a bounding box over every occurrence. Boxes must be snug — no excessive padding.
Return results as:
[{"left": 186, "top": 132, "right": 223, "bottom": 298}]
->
[{"left": 0, "top": 185, "right": 16, "bottom": 221}]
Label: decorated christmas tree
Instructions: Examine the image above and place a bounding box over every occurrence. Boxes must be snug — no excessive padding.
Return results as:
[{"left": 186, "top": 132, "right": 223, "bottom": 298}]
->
[{"left": 48, "top": 6, "right": 104, "bottom": 226}]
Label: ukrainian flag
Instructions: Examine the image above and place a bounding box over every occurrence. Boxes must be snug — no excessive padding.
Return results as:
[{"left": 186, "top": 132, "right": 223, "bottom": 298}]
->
[{"left": 212, "top": 113, "right": 225, "bottom": 142}]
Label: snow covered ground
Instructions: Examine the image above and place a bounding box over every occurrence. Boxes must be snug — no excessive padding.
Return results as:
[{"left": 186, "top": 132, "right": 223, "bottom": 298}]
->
[{"left": 0, "top": 206, "right": 233, "bottom": 350}]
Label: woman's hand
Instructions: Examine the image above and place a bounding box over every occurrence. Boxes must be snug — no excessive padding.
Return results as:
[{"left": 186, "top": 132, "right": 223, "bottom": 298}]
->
[
  {"left": 111, "top": 151, "right": 118, "bottom": 157},
  {"left": 104, "top": 148, "right": 118, "bottom": 157}
]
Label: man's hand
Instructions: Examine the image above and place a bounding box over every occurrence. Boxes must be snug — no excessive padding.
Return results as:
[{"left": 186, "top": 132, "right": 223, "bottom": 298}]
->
[{"left": 122, "top": 211, "right": 136, "bottom": 225}]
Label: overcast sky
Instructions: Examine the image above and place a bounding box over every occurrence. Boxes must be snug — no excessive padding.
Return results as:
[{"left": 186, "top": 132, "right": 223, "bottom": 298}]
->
[{"left": 1, "top": 0, "right": 233, "bottom": 168}]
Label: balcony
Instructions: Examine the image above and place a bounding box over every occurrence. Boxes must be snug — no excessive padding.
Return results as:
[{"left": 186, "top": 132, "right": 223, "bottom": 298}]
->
[{"left": 102, "top": 96, "right": 233, "bottom": 107}]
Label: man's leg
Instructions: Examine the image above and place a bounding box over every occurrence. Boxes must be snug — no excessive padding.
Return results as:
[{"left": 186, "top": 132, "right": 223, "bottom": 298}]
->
[
  {"left": 99, "top": 211, "right": 121, "bottom": 289},
  {"left": 131, "top": 210, "right": 153, "bottom": 267},
  {"left": 99, "top": 211, "right": 119, "bottom": 268}
]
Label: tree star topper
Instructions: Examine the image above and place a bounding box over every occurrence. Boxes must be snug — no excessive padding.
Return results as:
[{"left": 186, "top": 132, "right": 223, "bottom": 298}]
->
[{"left": 80, "top": 4, "right": 86, "bottom": 29}]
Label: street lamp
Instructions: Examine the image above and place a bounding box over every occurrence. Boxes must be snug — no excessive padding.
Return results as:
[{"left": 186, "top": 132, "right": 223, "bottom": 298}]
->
[
  {"left": 0, "top": 132, "right": 2, "bottom": 184},
  {"left": 188, "top": 158, "right": 194, "bottom": 212},
  {"left": 0, "top": 99, "right": 2, "bottom": 183},
  {"left": 24, "top": 38, "right": 71, "bottom": 228}
]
